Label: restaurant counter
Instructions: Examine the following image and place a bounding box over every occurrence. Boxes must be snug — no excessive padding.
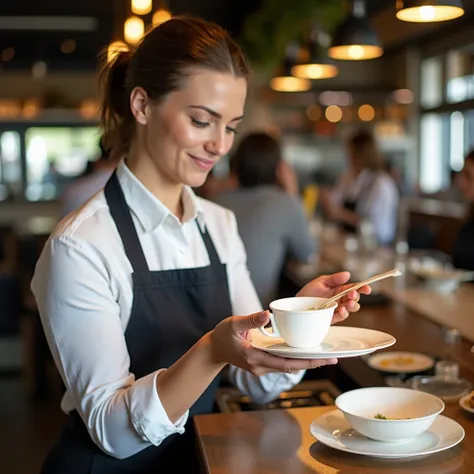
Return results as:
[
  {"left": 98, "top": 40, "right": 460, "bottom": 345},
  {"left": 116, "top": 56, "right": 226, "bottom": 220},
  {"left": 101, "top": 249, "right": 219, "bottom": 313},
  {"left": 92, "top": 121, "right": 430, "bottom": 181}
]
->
[{"left": 286, "top": 229, "right": 474, "bottom": 344}]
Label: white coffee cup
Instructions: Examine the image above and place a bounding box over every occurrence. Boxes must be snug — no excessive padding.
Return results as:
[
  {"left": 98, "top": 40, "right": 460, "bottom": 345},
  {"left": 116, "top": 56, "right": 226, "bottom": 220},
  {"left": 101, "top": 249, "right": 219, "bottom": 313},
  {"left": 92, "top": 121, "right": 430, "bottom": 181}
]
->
[{"left": 258, "top": 296, "right": 338, "bottom": 348}]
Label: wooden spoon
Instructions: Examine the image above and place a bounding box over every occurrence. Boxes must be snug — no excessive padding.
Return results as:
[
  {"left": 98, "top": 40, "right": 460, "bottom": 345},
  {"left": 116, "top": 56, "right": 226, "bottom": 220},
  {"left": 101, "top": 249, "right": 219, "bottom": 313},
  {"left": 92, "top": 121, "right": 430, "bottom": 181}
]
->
[{"left": 313, "top": 268, "right": 402, "bottom": 310}]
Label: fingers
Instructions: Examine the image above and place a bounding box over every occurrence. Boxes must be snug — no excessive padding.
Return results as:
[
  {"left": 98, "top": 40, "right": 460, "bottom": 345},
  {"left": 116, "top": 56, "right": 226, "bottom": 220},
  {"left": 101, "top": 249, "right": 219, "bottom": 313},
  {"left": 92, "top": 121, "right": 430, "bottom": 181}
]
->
[
  {"left": 232, "top": 311, "right": 270, "bottom": 332},
  {"left": 323, "top": 271, "right": 351, "bottom": 288},
  {"left": 244, "top": 347, "right": 338, "bottom": 375}
]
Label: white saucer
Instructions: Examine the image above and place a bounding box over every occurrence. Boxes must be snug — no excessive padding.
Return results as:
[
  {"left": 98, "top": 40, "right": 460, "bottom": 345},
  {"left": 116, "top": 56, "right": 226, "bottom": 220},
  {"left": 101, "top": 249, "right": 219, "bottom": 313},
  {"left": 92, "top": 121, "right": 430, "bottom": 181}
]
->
[
  {"left": 250, "top": 326, "right": 396, "bottom": 359},
  {"left": 367, "top": 351, "right": 435, "bottom": 373},
  {"left": 310, "top": 409, "right": 464, "bottom": 459},
  {"left": 459, "top": 392, "right": 474, "bottom": 414}
]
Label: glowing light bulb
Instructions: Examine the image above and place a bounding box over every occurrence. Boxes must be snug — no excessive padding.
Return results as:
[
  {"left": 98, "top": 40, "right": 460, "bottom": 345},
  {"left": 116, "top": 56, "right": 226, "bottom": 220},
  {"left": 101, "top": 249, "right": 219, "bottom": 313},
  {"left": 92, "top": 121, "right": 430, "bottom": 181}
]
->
[{"left": 419, "top": 6, "right": 436, "bottom": 21}]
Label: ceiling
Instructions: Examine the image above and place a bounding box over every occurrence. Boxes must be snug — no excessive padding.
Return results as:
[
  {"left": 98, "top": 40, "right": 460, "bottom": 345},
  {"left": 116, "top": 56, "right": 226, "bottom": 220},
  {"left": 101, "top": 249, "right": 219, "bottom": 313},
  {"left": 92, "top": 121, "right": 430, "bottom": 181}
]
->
[
  {"left": 0, "top": 0, "right": 472, "bottom": 73},
  {"left": 0, "top": 0, "right": 262, "bottom": 71}
]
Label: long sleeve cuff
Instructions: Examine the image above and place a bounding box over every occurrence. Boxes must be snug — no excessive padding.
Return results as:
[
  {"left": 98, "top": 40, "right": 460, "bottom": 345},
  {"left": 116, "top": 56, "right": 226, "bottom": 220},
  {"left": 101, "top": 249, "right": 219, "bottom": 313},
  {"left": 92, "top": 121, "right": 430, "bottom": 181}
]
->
[
  {"left": 227, "top": 366, "right": 305, "bottom": 405},
  {"left": 128, "top": 370, "right": 189, "bottom": 446}
]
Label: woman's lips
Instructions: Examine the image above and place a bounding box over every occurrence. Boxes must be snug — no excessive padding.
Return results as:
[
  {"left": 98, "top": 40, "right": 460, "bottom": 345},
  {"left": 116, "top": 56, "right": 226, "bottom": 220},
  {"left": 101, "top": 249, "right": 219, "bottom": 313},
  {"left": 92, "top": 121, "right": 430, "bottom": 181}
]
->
[{"left": 188, "top": 154, "right": 215, "bottom": 171}]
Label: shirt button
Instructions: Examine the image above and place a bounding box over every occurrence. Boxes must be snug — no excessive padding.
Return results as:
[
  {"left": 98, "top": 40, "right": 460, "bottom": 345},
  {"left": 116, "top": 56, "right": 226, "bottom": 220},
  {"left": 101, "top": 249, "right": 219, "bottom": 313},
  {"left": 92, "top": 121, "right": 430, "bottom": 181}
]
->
[{"left": 180, "top": 248, "right": 186, "bottom": 254}]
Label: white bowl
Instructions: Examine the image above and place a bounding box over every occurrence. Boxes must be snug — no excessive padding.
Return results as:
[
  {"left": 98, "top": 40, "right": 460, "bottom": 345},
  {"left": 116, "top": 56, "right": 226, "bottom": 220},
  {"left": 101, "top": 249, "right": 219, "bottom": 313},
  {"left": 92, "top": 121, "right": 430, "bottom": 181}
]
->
[
  {"left": 335, "top": 387, "right": 445, "bottom": 442},
  {"left": 408, "top": 262, "right": 474, "bottom": 293}
]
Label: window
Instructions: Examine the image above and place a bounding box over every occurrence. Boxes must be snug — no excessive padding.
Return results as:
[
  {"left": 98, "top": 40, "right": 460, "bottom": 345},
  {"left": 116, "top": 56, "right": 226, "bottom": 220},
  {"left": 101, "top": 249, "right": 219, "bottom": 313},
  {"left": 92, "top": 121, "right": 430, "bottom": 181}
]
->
[
  {"left": 421, "top": 57, "right": 443, "bottom": 109},
  {"left": 0, "top": 131, "right": 22, "bottom": 200},
  {"left": 466, "top": 110, "right": 474, "bottom": 152},
  {"left": 420, "top": 114, "right": 444, "bottom": 193},
  {"left": 446, "top": 48, "right": 474, "bottom": 104},
  {"left": 450, "top": 111, "right": 464, "bottom": 171},
  {"left": 24, "top": 126, "right": 100, "bottom": 201}
]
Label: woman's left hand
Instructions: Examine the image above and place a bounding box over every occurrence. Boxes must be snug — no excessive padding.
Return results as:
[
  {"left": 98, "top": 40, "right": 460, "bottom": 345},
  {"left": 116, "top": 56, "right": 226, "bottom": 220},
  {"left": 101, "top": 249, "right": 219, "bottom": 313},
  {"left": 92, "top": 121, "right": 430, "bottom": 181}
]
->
[{"left": 297, "top": 271, "right": 371, "bottom": 324}]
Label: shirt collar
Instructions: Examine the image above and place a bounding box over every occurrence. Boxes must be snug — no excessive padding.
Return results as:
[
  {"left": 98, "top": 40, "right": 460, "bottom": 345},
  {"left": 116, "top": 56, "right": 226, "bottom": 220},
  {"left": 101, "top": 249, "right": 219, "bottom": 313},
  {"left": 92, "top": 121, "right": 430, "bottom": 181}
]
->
[{"left": 115, "top": 160, "right": 205, "bottom": 233}]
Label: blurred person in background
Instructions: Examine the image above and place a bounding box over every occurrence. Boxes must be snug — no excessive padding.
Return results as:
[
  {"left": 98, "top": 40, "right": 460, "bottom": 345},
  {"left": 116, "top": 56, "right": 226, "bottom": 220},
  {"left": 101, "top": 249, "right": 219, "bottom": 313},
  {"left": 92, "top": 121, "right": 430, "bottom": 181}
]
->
[
  {"left": 322, "top": 130, "right": 399, "bottom": 246},
  {"left": 60, "top": 138, "right": 117, "bottom": 217},
  {"left": 452, "top": 150, "right": 474, "bottom": 271},
  {"left": 436, "top": 169, "right": 465, "bottom": 203},
  {"left": 385, "top": 158, "right": 412, "bottom": 197},
  {"left": 215, "top": 132, "right": 316, "bottom": 307}
]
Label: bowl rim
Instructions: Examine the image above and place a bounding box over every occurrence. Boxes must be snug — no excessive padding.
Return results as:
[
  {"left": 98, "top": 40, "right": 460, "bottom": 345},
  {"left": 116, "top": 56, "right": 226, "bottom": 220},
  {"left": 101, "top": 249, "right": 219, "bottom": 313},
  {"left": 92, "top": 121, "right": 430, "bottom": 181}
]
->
[{"left": 335, "top": 387, "right": 445, "bottom": 422}]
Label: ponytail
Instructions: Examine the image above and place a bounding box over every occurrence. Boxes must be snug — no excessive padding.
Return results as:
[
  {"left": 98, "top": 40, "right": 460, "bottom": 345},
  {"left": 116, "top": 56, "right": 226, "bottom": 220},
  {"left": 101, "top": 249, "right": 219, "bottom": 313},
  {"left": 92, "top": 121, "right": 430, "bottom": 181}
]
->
[{"left": 99, "top": 49, "right": 135, "bottom": 159}]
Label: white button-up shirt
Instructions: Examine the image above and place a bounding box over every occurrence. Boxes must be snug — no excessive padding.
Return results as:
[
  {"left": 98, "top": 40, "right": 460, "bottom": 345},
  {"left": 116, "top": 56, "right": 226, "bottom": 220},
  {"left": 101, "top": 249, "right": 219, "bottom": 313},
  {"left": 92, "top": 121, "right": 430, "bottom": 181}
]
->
[
  {"left": 31, "top": 161, "right": 303, "bottom": 459},
  {"left": 333, "top": 170, "right": 399, "bottom": 245}
]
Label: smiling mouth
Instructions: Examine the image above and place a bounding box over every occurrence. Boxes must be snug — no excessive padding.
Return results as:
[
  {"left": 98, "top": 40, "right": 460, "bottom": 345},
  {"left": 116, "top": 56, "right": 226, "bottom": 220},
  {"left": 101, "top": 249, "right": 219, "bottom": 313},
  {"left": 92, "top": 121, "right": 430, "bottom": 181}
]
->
[{"left": 188, "top": 154, "right": 216, "bottom": 170}]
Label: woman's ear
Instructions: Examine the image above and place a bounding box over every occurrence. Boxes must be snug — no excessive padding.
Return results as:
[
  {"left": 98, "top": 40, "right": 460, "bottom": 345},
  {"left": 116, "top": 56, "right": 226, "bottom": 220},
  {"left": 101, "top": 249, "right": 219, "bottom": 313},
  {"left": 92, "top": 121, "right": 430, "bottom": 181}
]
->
[{"left": 130, "top": 87, "right": 149, "bottom": 126}]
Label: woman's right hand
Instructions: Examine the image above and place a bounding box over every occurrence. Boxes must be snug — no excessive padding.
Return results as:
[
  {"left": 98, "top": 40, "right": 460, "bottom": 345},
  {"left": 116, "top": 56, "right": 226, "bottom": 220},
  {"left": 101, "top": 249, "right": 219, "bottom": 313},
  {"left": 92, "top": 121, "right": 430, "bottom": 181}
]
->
[{"left": 209, "top": 311, "right": 337, "bottom": 376}]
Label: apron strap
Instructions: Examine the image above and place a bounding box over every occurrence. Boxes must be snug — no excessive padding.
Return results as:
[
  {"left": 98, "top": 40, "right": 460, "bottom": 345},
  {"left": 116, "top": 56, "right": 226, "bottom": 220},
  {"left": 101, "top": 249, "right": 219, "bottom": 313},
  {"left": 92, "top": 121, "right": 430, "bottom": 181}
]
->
[
  {"left": 196, "top": 221, "right": 221, "bottom": 267},
  {"left": 104, "top": 172, "right": 150, "bottom": 272}
]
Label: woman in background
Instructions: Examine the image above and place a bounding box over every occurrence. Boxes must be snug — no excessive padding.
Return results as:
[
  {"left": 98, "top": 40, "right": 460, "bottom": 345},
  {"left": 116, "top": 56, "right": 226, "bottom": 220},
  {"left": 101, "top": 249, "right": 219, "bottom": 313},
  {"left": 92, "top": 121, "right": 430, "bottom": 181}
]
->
[
  {"left": 215, "top": 132, "right": 316, "bottom": 307},
  {"left": 323, "top": 130, "right": 399, "bottom": 245},
  {"left": 452, "top": 150, "right": 474, "bottom": 271}
]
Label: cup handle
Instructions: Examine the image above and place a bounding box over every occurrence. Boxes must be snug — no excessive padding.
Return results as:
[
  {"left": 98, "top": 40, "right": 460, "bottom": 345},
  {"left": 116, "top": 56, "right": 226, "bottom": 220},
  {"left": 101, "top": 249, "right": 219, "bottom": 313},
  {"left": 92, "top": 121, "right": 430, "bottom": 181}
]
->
[{"left": 258, "top": 312, "right": 281, "bottom": 339}]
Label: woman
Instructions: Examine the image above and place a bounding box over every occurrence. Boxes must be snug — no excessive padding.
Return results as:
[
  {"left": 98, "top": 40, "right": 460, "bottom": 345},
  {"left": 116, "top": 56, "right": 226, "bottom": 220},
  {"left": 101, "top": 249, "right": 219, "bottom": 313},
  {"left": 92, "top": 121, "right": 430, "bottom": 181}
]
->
[
  {"left": 216, "top": 132, "right": 315, "bottom": 307},
  {"left": 31, "top": 17, "right": 369, "bottom": 473},
  {"left": 324, "top": 130, "right": 399, "bottom": 245},
  {"left": 452, "top": 150, "right": 474, "bottom": 271}
]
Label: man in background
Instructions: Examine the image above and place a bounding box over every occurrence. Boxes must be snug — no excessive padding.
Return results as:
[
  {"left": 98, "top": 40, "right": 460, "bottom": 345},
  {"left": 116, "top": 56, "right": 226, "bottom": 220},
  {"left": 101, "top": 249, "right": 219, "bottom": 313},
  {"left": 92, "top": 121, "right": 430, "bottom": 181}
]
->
[{"left": 60, "top": 139, "right": 117, "bottom": 218}]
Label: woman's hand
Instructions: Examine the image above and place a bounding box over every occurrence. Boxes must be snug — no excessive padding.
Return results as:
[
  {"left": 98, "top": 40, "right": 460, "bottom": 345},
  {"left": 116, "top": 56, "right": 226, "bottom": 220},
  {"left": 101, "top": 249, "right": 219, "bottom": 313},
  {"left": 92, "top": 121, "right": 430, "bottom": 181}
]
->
[
  {"left": 298, "top": 271, "right": 371, "bottom": 324},
  {"left": 210, "top": 311, "right": 337, "bottom": 376}
]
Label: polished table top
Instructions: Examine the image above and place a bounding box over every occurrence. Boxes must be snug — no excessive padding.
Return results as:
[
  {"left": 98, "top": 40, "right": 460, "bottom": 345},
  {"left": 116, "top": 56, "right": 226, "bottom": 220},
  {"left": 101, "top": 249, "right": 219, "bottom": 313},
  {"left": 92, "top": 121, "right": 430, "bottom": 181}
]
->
[
  {"left": 195, "top": 301, "right": 474, "bottom": 473},
  {"left": 195, "top": 404, "right": 474, "bottom": 474}
]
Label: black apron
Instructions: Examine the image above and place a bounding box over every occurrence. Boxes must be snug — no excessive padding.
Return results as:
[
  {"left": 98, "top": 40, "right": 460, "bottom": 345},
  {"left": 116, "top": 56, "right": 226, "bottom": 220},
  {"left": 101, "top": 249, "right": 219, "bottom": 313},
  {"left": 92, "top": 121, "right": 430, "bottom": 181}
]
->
[{"left": 41, "top": 172, "right": 232, "bottom": 474}]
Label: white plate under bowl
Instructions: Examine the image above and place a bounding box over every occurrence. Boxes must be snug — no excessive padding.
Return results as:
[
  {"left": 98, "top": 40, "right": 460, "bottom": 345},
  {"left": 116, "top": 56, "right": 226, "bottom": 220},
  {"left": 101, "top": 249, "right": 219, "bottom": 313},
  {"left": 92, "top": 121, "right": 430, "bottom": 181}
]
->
[
  {"left": 250, "top": 326, "right": 395, "bottom": 359},
  {"left": 367, "top": 351, "right": 435, "bottom": 373},
  {"left": 310, "top": 409, "right": 464, "bottom": 459},
  {"left": 459, "top": 392, "right": 474, "bottom": 414}
]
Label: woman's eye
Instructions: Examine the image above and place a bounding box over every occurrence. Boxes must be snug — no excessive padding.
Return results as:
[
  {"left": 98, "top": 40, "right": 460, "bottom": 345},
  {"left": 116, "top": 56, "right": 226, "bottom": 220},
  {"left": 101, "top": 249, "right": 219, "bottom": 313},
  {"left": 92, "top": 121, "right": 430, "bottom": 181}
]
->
[
  {"left": 226, "top": 127, "right": 238, "bottom": 135},
  {"left": 191, "top": 118, "right": 210, "bottom": 128}
]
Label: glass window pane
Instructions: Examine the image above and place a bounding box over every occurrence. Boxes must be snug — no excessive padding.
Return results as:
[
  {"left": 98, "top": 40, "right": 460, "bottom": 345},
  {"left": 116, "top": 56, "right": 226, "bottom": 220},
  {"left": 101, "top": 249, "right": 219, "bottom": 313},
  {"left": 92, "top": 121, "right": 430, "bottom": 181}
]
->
[
  {"left": 421, "top": 57, "right": 443, "bottom": 109},
  {"left": 24, "top": 126, "right": 100, "bottom": 201},
  {"left": 0, "top": 130, "right": 22, "bottom": 201},
  {"left": 420, "top": 114, "right": 443, "bottom": 193},
  {"left": 446, "top": 48, "right": 474, "bottom": 104},
  {"left": 466, "top": 110, "right": 474, "bottom": 152},
  {"left": 450, "top": 111, "right": 464, "bottom": 171}
]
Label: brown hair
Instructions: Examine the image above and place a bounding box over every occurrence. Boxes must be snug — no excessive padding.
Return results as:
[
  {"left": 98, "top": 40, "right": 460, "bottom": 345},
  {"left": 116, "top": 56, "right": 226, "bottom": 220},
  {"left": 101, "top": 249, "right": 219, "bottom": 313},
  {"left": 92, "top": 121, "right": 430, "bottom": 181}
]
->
[
  {"left": 347, "top": 130, "right": 384, "bottom": 172},
  {"left": 230, "top": 132, "right": 282, "bottom": 188},
  {"left": 99, "top": 16, "right": 251, "bottom": 159}
]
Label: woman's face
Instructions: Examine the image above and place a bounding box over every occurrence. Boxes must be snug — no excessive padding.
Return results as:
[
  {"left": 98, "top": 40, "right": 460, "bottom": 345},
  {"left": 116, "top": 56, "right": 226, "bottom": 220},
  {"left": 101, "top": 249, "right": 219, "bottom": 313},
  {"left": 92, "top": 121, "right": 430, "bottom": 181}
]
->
[
  {"left": 459, "top": 158, "right": 474, "bottom": 202},
  {"left": 136, "top": 69, "right": 247, "bottom": 188}
]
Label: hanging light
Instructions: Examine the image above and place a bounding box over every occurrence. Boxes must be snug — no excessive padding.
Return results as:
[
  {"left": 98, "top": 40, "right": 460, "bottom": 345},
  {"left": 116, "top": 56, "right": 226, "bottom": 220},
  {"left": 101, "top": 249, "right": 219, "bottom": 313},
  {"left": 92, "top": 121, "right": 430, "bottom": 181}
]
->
[
  {"left": 107, "top": 40, "right": 129, "bottom": 63},
  {"left": 325, "top": 105, "right": 343, "bottom": 123},
  {"left": 153, "top": 8, "right": 172, "bottom": 26},
  {"left": 291, "top": 25, "right": 339, "bottom": 80},
  {"left": 131, "top": 0, "right": 152, "bottom": 15},
  {"left": 124, "top": 16, "right": 144, "bottom": 44},
  {"left": 396, "top": 1, "right": 464, "bottom": 22},
  {"left": 358, "top": 104, "right": 376, "bottom": 121},
  {"left": 270, "top": 53, "right": 312, "bottom": 92},
  {"left": 271, "top": 44, "right": 312, "bottom": 92},
  {"left": 329, "top": 0, "right": 383, "bottom": 60}
]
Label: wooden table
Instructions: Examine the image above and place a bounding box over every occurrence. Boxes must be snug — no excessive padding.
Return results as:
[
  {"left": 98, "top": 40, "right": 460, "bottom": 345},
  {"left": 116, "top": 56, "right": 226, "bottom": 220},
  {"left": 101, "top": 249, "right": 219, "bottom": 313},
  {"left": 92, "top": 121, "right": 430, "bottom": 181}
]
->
[
  {"left": 195, "top": 404, "right": 474, "bottom": 473},
  {"left": 195, "top": 300, "right": 474, "bottom": 473}
]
